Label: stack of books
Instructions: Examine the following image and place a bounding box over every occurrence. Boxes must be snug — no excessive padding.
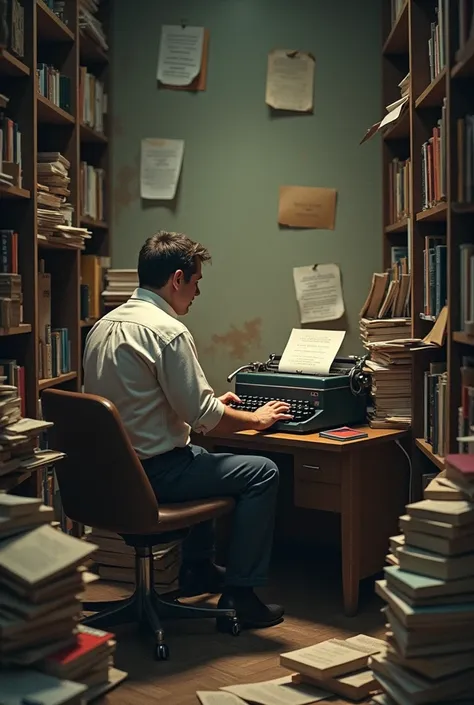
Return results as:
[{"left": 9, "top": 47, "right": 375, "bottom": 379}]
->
[
  {"left": 363, "top": 341, "right": 414, "bottom": 430},
  {"left": 360, "top": 318, "right": 412, "bottom": 346},
  {"left": 0, "top": 499, "right": 96, "bottom": 664},
  {"left": 0, "top": 386, "right": 65, "bottom": 487},
  {"left": 37, "top": 153, "right": 91, "bottom": 249},
  {"left": 79, "top": 0, "right": 108, "bottom": 53},
  {"left": 87, "top": 527, "right": 181, "bottom": 594},
  {"left": 371, "top": 456, "right": 474, "bottom": 703},
  {"left": 0, "top": 273, "right": 22, "bottom": 331},
  {"left": 360, "top": 270, "right": 411, "bottom": 323},
  {"left": 279, "top": 634, "right": 385, "bottom": 701},
  {"left": 102, "top": 269, "right": 139, "bottom": 310}
]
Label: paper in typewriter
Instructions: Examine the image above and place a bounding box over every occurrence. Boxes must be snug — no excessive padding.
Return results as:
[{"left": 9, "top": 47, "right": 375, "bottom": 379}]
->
[{"left": 278, "top": 328, "right": 346, "bottom": 375}]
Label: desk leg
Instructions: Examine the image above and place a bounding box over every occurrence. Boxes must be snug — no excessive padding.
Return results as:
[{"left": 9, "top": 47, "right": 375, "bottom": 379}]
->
[{"left": 340, "top": 450, "right": 362, "bottom": 617}]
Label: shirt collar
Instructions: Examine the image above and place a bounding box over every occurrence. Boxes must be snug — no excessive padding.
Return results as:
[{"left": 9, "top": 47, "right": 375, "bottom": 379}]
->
[{"left": 130, "top": 287, "right": 178, "bottom": 318}]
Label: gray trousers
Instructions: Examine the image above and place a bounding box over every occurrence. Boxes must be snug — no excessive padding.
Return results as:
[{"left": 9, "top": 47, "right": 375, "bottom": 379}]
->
[{"left": 141, "top": 444, "right": 279, "bottom": 587}]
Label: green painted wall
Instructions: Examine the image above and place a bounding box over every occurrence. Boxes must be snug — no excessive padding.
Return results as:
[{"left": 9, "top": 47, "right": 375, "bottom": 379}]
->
[{"left": 110, "top": 0, "right": 382, "bottom": 394}]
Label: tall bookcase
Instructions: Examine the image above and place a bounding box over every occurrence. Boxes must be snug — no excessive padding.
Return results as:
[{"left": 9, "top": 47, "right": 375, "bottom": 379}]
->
[
  {"left": 0, "top": 0, "right": 110, "bottom": 495},
  {"left": 382, "top": 0, "right": 474, "bottom": 491}
]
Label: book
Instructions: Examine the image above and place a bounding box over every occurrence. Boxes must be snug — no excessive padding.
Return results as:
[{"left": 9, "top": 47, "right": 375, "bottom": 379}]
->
[{"left": 318, "top": 426, "right": 368, "bottom": 441}]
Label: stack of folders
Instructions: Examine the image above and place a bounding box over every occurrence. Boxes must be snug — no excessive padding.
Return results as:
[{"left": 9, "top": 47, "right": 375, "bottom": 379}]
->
[
  {"left": 363, "top": 341, "right": 414, "bottom": 430},
  {"left": 0, "top": 495, "right": 127, "bottom": 702},
  {"left": 86, "top": 527, "right": 181, "bottom": 594},
  {"left": 370, "top": 454, "right": 474, "bottom": 704}
]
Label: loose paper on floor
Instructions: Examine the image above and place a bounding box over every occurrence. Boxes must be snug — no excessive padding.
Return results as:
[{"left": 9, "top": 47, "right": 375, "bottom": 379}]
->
[
  {"left": 197, "top": 693, "right": 246, "bottom": 705},
  {"left": 265, "top": 49, "right": 315, "bottom": 112},
  {"left": 221, "top": 675, "right": 330, "bottom": 705},
  {"left": 278, "top": 328, "right": 346, "bottom": 376},
  {"left": 140, "top": 138, "right": 184, "bottom": 200},
  {"left": 278, "top": 186, "right": 337, "bottom": 230},
  {"left": 293, "top": 264, "right": 345, "bottom": 324},
  {"left": 157, "top": 25, "right": 204, "bottom": 86}
]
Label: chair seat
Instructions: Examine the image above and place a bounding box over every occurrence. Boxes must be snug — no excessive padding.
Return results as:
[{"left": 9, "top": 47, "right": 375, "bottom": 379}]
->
[{"left": 120, "top": 497, "right": 235, "bottom": 547}]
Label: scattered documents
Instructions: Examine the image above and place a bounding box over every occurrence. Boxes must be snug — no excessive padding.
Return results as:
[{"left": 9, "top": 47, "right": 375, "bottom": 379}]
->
[
  {"left": 278, "top": 186, "right": 337, "bottom": 230},
  {"left": 156, "top": 25, "right": 204, "bottom": 86},
  {"left": 221, "top": 675, "right": 329, "bottom": 705},
  {"left": 140, "top": 138, "right": 184, "bottom": 200},
  {"left": 278, "top": 328, "right": 345, "bottom": 376},
  {"left": 265, "top": 49, "right": 315, "bottom": 112},
  {"left": 293, "top": 264, "right": 344, "bottom": 324},
  {"left": 197, "top": 694, "right": 246, "bottom": 705}
]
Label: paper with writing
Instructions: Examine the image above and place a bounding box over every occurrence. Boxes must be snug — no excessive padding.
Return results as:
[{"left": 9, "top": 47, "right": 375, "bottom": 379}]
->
[
  {"left": 278, "top": 328, "right": 345, "bottom": 376},
  {"left": 278, "top": 186, "right": 337, "bottom": 230},
  {"left": 157, "top": 25, "right": 204, "bottom": 86},
  {"left": 265, "top": 49, "right": 315, "bottom": 112},
  {"left": 221, "top": 676, "right": 329, "bottom": 705},
  {"left": 293, "top": 264, "right": 345, "bottom": 324},
  {"left": 140, "top": 138, "right": 184, "bottom": 200}
]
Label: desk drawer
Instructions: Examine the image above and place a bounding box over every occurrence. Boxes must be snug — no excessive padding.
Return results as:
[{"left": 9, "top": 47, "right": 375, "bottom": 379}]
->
[
  {"left": 295, "top": 452, "right": 341, "bottom": 485},
  {"left": 294, "top": 453, "right": 341, "bottom": 512}
]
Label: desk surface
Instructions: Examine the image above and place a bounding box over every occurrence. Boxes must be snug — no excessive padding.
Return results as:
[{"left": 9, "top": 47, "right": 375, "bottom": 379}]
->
[{"left": 204, "top": 425, "right": 408, "bottom": 452}]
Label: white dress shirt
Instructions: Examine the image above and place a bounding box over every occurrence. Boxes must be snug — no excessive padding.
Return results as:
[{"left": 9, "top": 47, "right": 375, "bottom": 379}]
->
[{"left": 83, "top": 288, "right": 225, "bottom": 459}]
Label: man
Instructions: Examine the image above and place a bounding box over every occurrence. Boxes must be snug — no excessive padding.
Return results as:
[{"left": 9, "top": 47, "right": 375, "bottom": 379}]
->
[{"left": 83, "top": 231, "right": 292, "bottom": 629}]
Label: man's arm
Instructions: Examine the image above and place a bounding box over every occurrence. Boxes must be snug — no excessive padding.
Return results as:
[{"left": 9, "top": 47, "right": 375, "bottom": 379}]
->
[{"left": 158, "top": 332, "right": 291, "bottom": 434}]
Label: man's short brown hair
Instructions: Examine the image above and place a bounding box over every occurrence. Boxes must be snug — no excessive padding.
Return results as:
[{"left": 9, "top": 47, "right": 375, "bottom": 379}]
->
[{"left": 138, "top": 231, "right": 211, "bottom": 289}]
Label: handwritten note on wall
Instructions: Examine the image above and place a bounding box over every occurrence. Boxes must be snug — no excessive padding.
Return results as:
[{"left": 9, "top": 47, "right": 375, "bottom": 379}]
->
[
  {"left": 265, "top": 49, "right": 315, "bottom": 112},
  {"left": 157, "top": 25, "right": 204, "bottom": 86},
  {"left": 293, "top": 264, "right": 345, "bottom": 324},
  {"left": 278, "top": 186, "right": 337, "bottom": 230},
  {"left": 140, "top": 138, "right": 184, "bottom": 200}
]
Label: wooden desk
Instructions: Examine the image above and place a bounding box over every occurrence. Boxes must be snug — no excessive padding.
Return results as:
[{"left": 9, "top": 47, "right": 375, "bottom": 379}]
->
[{"left": 196, "top": 426, "right": 409, "bottom": 617}]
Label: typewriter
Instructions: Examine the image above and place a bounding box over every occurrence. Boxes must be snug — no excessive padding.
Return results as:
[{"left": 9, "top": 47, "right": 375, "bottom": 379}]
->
[{"left": 227, "top": 354, "right": 369, "bottom": 434}]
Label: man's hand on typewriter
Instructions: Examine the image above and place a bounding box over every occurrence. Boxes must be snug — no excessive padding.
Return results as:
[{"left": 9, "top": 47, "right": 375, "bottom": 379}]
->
[
  {"left": 218, "top": 391, "right": 242, "bottom": 405},
  {"left": 254, "top": 400, "right": 293, "bottom": 430}
]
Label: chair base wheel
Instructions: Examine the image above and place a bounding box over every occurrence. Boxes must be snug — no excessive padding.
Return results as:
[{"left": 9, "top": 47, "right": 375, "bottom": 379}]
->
[
  {"left": 216, "top": 616, "right": 241, "bottom": 636},
  {"left": 155, "top": 643, "right": 170, "bottom": 660}
]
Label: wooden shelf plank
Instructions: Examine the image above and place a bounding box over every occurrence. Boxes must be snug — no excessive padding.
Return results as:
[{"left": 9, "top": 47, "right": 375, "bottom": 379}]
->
[
  {"left": 37, "top": 238, "right": 83, "bottom": 251},
  {"left": 453, "top": 331, "right": 474, "bottom": 346},
  {"left": 415, "top": 438, "right": 445, "bottom": 471},
  {"left": 452, "top": 202, "right": 474, "bottom": 214},
  {"left": 415, "top": 69, "right": 447, "bottom": 109},
  {"left": 36, "top": 0, "right": 74, "bottom": 42},
  {"left": 415, "top": 202, "right": 448, "bottom": 222},
  {"left": 81, "top": 318, "right": 99, "bottom": 328},
  {"left": 79, "top": 32, "right": 109, "bottom": 64},
  {"left": 38, "top": 372, "right": 78, "bottom": 390},
  {"left": 80, "top": 217, "right": 108, "bottom": 230},
  {"left": 37, "top": 94, "right": 75, "bottom": 125},
  {"left": 80, "top": 123, "right": 108, "bottom": 144},
  {"left": 385, "top": 218, "right": 408, "bottom": 234},
  {"left": 452, "top": 35, "right": 474, "bottom": 79},
  {"left": 0, "top": 324, "right": 31, "bottom": 336},
  {"left": 0, "top": 49, "right": 29, "bottom": 77},
  {"left": 0, "top": 183, "right": 31, "bottom": 199},
  {"left": 382, "top": 0, "right": 409, "bottom": 55}
]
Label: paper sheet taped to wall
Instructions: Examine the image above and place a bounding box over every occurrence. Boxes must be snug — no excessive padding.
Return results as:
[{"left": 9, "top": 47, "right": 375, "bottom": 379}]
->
[
  {"left": 278, "top": 186, "right": 337, "bottom": 230},
  {"left": 140, "top": 138, "right": 184, "bottom": 200},
  {"left": 265, "top": 49, "right": 315, "bottom": 112},
  {"left": 293, "top": 264, "right": 345, "bottom": 324},
  {"left": 157, "top": 25, "right": 205, "bottom": 86}
]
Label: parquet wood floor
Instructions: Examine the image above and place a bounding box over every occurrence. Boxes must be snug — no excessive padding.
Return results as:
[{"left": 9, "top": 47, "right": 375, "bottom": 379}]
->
[{"left": 89, "top": 554, "right": 385, "bottom": 705}]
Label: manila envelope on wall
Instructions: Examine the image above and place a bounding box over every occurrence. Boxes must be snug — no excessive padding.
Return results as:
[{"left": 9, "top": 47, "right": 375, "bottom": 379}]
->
[{"left": 278, "top": 186, "right": 337, "bottom": 230}]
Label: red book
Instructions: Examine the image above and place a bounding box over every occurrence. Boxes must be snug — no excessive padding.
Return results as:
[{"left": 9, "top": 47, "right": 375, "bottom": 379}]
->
[
  {"left": 446, "top": 454, "right": 474, "bottom": 479},
  {"left": 319, "top": 426, "right": 368, "bottom": 441},
  {"left": 43, "top": 625, "right": 114, "bottom": 672}
]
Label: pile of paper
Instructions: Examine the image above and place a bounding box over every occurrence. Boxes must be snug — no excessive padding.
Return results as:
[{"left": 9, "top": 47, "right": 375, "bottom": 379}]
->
[
  {"left": 87, "top": 527, "right": 181, "bottom": 594},
  {"left": 361, "top": 73, "right": 410, "bottom": 144},
  {"left": 196, "top": 634, "right": 385, "bottom": 705},
  {"left": 37, "top": 153, "right": 91, "bottom": 250},
  {"left": 101, "top": 269, "right": 138, "bottom": 310},
  {"left": 0, "top": 384, "right": 66, "bottom": 486},
  {"left": 371, "top": 456, "right": 474, "bottom": 703},
  {"left": 79, "top": 0, "right": 108, "bottom": 52},
  {"left": 363, "top": 341, "right": 414, "bottom": 430},
  {"left": 360, "top": 318, "right": 412, "bottom": 346}
]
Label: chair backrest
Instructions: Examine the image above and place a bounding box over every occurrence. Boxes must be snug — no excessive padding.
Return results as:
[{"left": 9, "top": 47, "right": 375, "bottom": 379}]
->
[{"left": 41, "top": 389, "right": 160, "bottom": 534}]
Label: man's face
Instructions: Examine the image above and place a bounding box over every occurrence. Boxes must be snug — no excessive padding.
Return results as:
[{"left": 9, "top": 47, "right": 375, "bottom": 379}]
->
[{"left": 172, "top": 259, "right": 202, "bottom": 315}]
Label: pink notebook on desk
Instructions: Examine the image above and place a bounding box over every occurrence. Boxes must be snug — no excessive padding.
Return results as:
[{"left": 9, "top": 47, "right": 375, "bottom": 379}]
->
[{"left": 319, "top": 427, "right": 368, "bottom": 441}]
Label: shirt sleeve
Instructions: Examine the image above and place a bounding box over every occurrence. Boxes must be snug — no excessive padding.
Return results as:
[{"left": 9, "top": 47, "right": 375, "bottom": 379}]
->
[{"left": 158, "top": 331, "right": 225, "bottom": 433}]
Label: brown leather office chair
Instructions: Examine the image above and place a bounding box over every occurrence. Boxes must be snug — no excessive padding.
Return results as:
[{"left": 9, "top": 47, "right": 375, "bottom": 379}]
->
[{"left": 41, "top": 389, "right": 240, "bottom": 660}]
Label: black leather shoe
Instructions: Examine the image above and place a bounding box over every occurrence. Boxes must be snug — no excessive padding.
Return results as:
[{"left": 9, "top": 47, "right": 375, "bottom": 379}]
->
[
  {"left": 217, "top": 588, "right": 284, "bottom": 629},
  {"left": 179, "top": 560, "right": 226, "bottom": 597}
]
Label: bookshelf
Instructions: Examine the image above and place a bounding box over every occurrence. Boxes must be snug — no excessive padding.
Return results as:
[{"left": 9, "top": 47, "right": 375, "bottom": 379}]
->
[
  {"left": 382, "top": 0, "right": 474, "bottom": 488},
  {"left": 0, "top": 0, "right": 110, "bottom": 497}
]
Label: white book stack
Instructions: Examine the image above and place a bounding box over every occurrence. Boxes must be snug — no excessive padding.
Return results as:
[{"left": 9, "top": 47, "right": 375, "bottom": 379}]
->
[
  {"left": 369, "top": 455, "right": 474, "bottom": 704},
  {"left": 101, "top": 269, "right": 139, "bottom": 310}
]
